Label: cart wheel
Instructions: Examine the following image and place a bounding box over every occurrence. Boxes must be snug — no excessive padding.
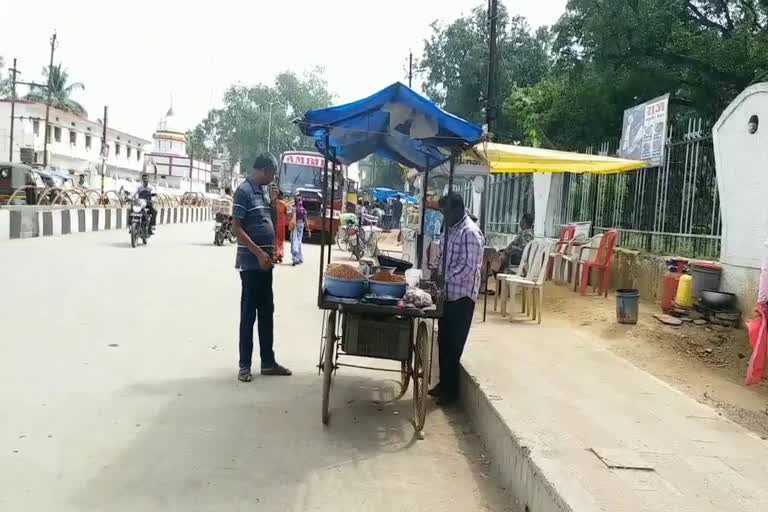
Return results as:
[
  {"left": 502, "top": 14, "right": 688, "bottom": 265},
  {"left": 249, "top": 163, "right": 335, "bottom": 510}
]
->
[
  {"left": 321, "top": 310, "right": 337, "bottom": 425},
  {"left": 412, "top": 321, "right": 431, "bottom": 432}
]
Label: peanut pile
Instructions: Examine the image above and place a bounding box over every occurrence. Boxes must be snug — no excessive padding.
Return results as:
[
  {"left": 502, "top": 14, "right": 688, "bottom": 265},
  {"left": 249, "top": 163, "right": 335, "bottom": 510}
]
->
[{"left": 325, "top": 263, "right": 364, "bottom": 280}]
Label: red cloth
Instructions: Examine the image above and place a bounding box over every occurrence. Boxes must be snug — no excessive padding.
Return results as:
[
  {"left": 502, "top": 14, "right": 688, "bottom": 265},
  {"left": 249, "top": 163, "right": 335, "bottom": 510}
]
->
[
  {"left": 274, "top": 200, "right": 287, "bottom": 260},
  {"left": 745, "top": 302, "right": 768, "bottom": 386}
]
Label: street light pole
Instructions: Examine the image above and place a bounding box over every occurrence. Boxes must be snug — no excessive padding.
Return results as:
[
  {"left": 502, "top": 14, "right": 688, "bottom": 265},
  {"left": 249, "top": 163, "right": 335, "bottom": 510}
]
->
[
  {"left": 8, "top": 58, "right": 19, "bottom": 162},
  {"left": 42, "top": 31, "right": 57, "bottom": 168},
  {"left": 408, "top": 51, "right": 413, "bottom": 88},
  {"left": 100, "top": 106, "right": 108, "bottom": 193},
  {"left": 267, "top": 101, "right": 273, "bottom": 153}
]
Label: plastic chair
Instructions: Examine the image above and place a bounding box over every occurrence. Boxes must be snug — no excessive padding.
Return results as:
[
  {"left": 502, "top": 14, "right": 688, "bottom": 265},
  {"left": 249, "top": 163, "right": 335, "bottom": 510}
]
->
[
  {"left": 497, "top": 240, "right": 537, "bottom": 316},
  {"left": 576, "top": 229, "right": 619, "bottom": 297},
  {"left": 547, "top": 225, "right": 576, "bottom": 280},
  {"left": 554, "top": 233, "right": 589, "bottom": 283},
  {"left": 505, "top": 241, "right": 552, "bottom": 324}
]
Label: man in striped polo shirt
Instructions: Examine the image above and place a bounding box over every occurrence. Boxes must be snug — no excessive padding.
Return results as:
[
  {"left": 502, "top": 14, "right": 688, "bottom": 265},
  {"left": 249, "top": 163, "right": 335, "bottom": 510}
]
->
[{"left": 232, "top": 154, "right": 292, "bottom": 382}]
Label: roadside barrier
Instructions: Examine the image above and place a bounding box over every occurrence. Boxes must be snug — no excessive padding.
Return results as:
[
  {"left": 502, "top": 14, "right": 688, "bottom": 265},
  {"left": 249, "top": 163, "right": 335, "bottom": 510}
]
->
[{"left": 0, "top": 205, "right": 211, "bottom": 241}]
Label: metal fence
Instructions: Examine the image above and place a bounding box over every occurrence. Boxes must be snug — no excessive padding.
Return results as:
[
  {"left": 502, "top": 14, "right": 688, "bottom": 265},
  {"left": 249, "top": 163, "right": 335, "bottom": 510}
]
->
[
  {"left": 547, "top": 117, "right": 720, "bottom": 259},
  {"left": 484, "top": 174, "right": 534, "bottom": 234}
]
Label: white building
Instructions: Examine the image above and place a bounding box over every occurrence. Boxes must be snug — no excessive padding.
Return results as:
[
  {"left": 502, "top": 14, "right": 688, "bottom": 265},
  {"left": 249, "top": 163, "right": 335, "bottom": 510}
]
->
[
  {"left": 0, "top": 99, "right": 150, "bottom": 191},
  {"left": 713, "top": 82, "right": 768, "bottom": 307},
  {"left": 145, "top": 107, "right": 212, "bottom": 195}
]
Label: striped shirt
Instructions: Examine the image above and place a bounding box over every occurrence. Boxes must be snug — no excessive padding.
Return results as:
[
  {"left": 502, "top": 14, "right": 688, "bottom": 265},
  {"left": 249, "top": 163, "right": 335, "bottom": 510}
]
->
[
  {"left": 441, "top": 215, "right": 485, "bottom": 302},
  {"left": 233, "top": 178, "right": 274, "bottom": 271}
]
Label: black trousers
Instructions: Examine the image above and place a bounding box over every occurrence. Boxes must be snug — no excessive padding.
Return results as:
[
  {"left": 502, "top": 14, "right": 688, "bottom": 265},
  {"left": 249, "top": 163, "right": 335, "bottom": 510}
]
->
[
  {"left": 239, "top": 270, "right": 275, "bottom": 370},
  {"left": 437, "top": 297, "right": 475, "bottom": 399}
]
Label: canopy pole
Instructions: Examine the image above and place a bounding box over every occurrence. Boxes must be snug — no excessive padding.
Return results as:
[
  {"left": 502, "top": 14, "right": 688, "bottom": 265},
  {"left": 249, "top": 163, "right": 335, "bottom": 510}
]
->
[
  {"left": 328, "top": 161, "right": 337, "bottom": 265},
  {"left": 317, "top": 131, "right": 330, "bottom": 305},
  {"left": 417, "top": 165, "right": 430, "bottom": 271},
  {"left": 440, "top": 153, "right": 457, "bottom": 301}
]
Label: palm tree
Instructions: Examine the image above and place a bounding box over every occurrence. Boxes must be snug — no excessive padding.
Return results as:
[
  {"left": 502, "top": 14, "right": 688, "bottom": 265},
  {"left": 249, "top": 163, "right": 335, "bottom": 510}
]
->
[{"left": 26, "top": 63, "right": 86, "bottom": 116}]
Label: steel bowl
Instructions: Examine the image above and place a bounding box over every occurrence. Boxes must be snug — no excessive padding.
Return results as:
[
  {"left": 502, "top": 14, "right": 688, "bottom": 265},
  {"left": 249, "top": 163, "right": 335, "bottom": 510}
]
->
[{"left": 699, "top": 289, "right": 736, "bottom": 310}]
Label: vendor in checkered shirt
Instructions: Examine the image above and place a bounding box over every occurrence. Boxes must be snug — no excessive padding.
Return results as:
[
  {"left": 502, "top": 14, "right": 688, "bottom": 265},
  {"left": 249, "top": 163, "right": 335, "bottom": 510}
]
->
[{"left": 430, "top": 192, "right": 485, "bottom": 406}]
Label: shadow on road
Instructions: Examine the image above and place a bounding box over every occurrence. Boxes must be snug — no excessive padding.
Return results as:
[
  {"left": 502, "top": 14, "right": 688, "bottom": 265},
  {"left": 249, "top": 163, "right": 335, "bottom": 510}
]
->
[{"left": 71, "top": 372, "right": 428, "bottom": 510}]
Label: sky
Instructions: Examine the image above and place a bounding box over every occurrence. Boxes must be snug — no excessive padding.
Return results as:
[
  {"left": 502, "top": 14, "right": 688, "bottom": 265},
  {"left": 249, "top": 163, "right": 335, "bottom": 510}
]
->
[{"left": 1, "top": 0, "right": 566, "bottom": 140}]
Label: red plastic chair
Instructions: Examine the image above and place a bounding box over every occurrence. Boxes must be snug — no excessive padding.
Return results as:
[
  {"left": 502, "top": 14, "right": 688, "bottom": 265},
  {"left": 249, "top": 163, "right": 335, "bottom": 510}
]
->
[
  {"left": 547, "top": 225, "right": 575, "bottom": 280},
  {"left": 578, "top": 229, "right": 618, "bottom": 297}
]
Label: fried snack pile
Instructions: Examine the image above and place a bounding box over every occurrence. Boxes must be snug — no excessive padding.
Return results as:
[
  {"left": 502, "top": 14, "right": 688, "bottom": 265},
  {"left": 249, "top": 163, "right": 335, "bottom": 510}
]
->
[
  {"left": 370, "top": 272, "right": 406, "bottom": 283},
  {"left": 325, "top": 263, "right": 364, "bottom": 280}
]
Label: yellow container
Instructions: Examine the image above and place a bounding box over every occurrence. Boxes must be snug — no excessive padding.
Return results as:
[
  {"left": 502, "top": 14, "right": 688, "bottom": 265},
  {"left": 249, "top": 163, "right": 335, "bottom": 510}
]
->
[{"left": 675, "top": 274, "right": 693, "bottom": 308}]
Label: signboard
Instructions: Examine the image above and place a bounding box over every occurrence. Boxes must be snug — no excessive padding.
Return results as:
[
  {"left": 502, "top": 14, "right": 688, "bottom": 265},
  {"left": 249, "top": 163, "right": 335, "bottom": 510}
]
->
[
  {"left": 282, "top": 153, "right": 326, "bottom": 168},
  {"left": 618, "top": 94, "right": 670, "bottom": 167}
]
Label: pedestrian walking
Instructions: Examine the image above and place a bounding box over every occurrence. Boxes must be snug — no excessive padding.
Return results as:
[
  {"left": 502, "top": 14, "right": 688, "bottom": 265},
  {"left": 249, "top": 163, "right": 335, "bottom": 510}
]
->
[
  {"left": 232, "top": 153, "right": 292, "bottom": 382},
  {"left": 290, "top": 195, "right": 307, "bottom": 266},
  {"left": 271, "top": 188, "right": 288, "bottom": 263},
  {"left": 429, "top": 192, "right": 484, "bottom": 406}
]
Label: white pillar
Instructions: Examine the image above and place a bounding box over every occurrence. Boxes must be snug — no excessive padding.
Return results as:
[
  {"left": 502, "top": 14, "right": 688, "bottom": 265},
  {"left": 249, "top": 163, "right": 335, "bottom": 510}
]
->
[{"left": 532, "top": 173, "right": 552, "bottom": 237}]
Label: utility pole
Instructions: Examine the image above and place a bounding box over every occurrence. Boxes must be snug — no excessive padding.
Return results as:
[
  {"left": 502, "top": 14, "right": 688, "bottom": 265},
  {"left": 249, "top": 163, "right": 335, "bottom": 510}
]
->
[
  {"left": 42, "top": 31, "right": 57, "bottom": 168},
  {"left": 100, "top": 106, "right": 108, "bottom": 193},
  {"left": 486, "top": 0, "right": 498, "bottom": 132},
  {"left": 479, "top": 0, "right": 498, "bottom": 233},
  {"left": 408, "top": 51, "right": 413, "bottom": 88},
  {"left": 8, "top": 58, "right": 19, "bottom": 162}
]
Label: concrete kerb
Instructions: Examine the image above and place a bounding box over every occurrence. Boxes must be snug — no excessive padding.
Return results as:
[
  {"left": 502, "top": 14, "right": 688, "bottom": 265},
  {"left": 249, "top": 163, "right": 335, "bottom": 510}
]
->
[
  {"left": 1, "top": 205, "right": 211, "bottom": 241},
  {"left": 460, "top": 363, "right": 572, "bottom": 512}
]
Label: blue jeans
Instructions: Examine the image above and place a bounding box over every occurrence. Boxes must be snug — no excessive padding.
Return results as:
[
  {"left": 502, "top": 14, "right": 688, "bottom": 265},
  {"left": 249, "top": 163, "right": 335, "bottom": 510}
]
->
[
  {"left": 291, "top": 221, "right": 304, "bottom": 264},
  {"left": 239, "top": 270, "right": 275, "bottom": 370}
]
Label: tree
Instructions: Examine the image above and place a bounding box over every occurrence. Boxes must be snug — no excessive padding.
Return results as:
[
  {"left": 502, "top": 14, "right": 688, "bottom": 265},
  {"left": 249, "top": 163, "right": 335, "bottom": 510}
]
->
[
  {"left": 187, "top": 68, "right": 334, "bottom": 168},
  {"left": 26, "top": 63, "right": 86, "bottom": 116},
  {"left": 420, "top": 0, "right": 768, "bottom": 150},
  {"left": 0, "top": 57, "right": 10, "bottom": 98},
  {"left": 419, "top": 5, "right": 552, "bottom": 142}
]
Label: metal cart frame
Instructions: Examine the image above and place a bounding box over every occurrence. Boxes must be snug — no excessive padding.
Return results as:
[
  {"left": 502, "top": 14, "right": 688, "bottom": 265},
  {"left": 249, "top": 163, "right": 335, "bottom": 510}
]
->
[{"left": 317, "top": 299, "right": 440, "bottom": 431}]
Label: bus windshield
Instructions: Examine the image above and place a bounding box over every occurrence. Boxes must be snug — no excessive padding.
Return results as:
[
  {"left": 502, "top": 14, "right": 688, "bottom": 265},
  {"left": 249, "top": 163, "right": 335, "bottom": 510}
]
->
[{"left": 280, "top": 163, "right": 342, "bottom": 199}]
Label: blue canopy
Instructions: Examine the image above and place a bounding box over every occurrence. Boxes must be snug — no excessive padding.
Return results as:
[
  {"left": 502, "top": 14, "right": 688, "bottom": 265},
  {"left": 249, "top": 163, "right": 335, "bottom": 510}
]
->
[{"left": 298, "top": 82, "right": 484, "bottom": 172}]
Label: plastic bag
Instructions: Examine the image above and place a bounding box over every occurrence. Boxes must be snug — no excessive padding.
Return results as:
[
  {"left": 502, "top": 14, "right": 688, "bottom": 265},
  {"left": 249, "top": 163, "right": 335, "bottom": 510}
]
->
[{"left": 745, "top": 302, "right": 768, "bottom": 386}]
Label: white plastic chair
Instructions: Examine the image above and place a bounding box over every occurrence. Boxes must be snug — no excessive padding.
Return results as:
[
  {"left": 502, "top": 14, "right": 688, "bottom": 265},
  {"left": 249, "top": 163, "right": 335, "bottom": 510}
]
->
[
  {"left": 505, "top": 242, "right": 552, "bottom": 324},
  {"left": 559, "top": 234, "right": 604, "bottom": 289},
  {"left": 498, "top": 240, "right": 539, "bottom": 316}
]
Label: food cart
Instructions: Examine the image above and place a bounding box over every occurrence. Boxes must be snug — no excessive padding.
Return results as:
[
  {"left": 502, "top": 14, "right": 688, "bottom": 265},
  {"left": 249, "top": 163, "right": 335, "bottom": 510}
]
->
[{"left": 296, "top": 82, "right": 484, "bottom": 433}]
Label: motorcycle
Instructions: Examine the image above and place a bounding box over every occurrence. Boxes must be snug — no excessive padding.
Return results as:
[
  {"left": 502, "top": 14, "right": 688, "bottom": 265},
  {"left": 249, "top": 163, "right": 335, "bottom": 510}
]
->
[
  {"left": 214, "top": 212, "right": 236, "bottom": 246},
  {"left": 128, "top": 197, "right": 152, "bottom": 248}
]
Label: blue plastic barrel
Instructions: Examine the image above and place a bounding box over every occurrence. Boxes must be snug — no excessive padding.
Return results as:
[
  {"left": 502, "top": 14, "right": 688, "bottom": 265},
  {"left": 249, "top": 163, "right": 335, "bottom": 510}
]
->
[{"left": 615, "top": 288, "right": 640, "bottom": 324}]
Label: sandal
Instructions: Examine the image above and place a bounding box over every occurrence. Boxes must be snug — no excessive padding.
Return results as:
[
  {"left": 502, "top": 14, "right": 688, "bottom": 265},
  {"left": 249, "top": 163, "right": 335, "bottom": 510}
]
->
[{"left": 238, "top": 368, "right": 252, "bottom": 382}]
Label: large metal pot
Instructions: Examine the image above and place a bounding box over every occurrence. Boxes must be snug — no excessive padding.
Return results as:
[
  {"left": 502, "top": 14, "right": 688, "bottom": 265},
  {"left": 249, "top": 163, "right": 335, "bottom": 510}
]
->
[{"left": 699, "top": 289, "right": 736, "bottom": 310}]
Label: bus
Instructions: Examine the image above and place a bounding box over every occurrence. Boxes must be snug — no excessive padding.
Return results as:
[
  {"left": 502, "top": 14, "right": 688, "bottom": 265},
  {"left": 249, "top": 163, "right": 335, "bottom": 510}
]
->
[{"left": 277, "top": 151, "right": 345, "bottom": 238}]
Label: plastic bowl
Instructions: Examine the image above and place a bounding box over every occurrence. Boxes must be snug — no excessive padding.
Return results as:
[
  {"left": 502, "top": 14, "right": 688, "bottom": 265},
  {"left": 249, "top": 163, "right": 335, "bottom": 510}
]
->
[
  {"left": 325, "top": 276, "right": 367, "bottom": 299},
  {"left": 368, "top": 279, "right": 407, "bottom": 298}
]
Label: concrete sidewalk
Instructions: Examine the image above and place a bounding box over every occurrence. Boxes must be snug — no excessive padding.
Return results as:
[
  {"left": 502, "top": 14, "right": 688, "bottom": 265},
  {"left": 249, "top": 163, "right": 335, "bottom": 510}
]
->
[{"left": 461, "top": 315, "right": 768, "bottom": 512}]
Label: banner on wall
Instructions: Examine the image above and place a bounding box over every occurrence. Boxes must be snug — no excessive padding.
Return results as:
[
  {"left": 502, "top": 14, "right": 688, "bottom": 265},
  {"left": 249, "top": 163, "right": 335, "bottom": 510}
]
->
[{"left": 618, "top": 94, "right": 670, "bottom": 167}]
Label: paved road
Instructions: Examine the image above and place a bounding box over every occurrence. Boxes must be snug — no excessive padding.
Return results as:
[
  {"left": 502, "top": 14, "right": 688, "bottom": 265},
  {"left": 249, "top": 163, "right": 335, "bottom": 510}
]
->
[{"left": 0, "top": 224, "right": 510, "bottom": 511}]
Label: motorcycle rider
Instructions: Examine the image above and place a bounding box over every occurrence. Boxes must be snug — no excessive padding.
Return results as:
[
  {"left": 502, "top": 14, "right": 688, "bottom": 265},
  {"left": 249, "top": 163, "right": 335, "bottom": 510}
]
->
[{"left": 134, "top": 173, "right": 157, "bottom": 233}]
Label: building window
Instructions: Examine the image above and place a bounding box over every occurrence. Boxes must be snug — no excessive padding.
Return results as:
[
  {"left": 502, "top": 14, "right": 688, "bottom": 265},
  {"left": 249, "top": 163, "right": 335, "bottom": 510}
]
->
[
  {"left": 54, "top": 126, "right": 61, "bottom": 142},
  {"left": 33, "top": 120, "right": 40, "bottom": 136},
  {"left": 85, "top": 135, "right": 92, "bottom": 150},
  {"left": 69, "top": 130, "right": 77, "bottom": 145},
  {"left": 127, "top": 146, "right": 132, "bottom": 159},
  {"left": 115, "top": 143, "right": 121, "bottom": 156},
  {"left": 137, "top": 149, "right": 142, "bottom": 161}
]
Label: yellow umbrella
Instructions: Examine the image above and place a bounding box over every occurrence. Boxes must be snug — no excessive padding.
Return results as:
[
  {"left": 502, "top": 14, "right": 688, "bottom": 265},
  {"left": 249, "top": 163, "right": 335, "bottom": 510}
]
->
[{"left": 479, "top": 142, "right": 647, "bottom": 175}]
